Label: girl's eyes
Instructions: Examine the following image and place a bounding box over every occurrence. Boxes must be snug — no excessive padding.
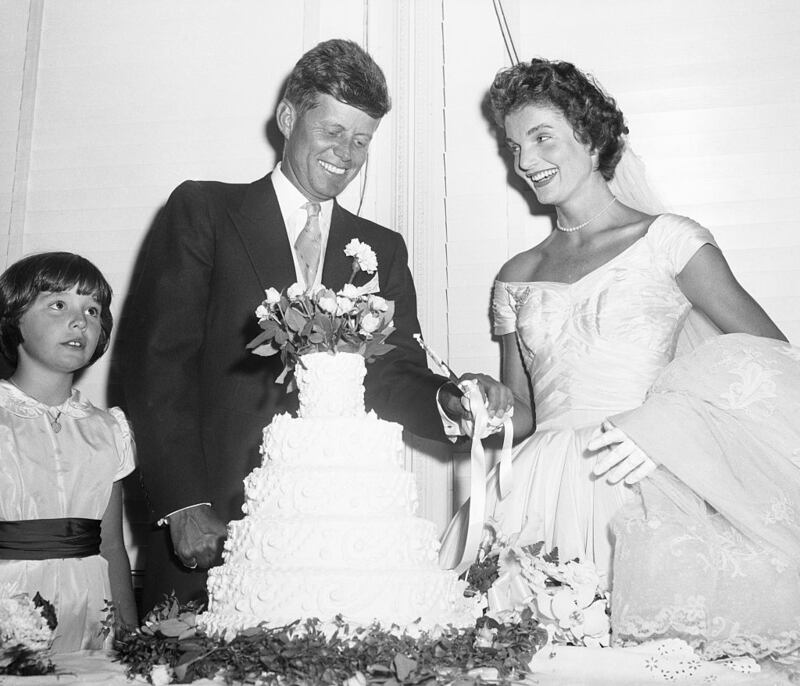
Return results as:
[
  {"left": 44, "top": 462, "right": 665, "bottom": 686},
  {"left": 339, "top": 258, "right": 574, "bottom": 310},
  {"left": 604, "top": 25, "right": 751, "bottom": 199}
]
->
[{"left": 46, "top": 299, "right": 101, "bottom": 316}]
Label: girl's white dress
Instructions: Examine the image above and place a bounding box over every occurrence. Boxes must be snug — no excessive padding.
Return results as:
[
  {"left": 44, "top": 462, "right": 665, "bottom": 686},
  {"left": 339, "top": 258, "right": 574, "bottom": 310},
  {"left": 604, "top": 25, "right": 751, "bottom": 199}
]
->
[
  {"left": 439, "top": 214, "right": 800, "bottom": 663},
  {"left": 0, "top": 380, "right": 135, "bottom": 652}
]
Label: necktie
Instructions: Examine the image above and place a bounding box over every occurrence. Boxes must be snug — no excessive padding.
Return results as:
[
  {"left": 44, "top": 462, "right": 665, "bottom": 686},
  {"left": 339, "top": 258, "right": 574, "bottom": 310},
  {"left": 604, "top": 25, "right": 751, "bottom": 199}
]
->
[{"left": 294, "top": 202, "right": 322, "bottom": 288}]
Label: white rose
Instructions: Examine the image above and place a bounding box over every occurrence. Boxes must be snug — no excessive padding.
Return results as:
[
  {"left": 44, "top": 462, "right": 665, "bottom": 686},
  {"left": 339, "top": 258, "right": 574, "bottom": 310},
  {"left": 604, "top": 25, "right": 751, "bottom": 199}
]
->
[
  {"left": 264, "top": 287, "right": 281, "bottom": 305},
  {"left": 579, "top": 599, "right": 611, "bottom": 647},
  {"left": 318, "top": 293, "right": 338, "bottom": 314},
  {"left": 287, "top": 282, "right": 305, "bottom": 300},
  {"left": 561, "top": 560, "right": 601, "bottom": 592},
  {"left": 338, "top": 283, "right": 359, "bottom": 299},
  {"left": 336, "top": 296, "right": 355, "bottom": 315},
  {"left": 359, "top": 312, "right": 382, "bottom": 334},
  {"left": 255, "top": 304, "right": 271, "bottom": 320},
  {"left": 368, "top": 295, "right": 388, "bottom": 312},
  {"left": 473, "top": 625, "right": 497, "bottom": 649},
  {"left": 536, "top": 587, "right": 578, "bottom": 628},
  {"left": 150, "top": 664, "right": 173, "bottom": 686},
  {"left": 560, "top": 560, "right": 602, "bottom": 607}
]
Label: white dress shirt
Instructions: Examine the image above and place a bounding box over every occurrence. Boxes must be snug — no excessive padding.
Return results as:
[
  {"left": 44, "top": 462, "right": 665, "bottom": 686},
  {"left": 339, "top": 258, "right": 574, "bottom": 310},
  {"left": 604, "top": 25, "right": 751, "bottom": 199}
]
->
[{"left": 271, "top": 162, "right": 334, "bottom": 291}]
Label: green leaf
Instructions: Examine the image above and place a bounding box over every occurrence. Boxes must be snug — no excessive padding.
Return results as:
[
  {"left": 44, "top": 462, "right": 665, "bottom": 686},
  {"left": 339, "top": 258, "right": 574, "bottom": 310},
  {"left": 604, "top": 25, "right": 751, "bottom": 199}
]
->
[
  {"left": 251, "top": 343, "right": 279, "bottom": 357},
  {"left": 284, "top": 306, "right": 308, "bottom": 332},
  {"left": 392, "top": 653, "right": 417, "bottom": 680},
  {"left": 275, "top": 364, "right": 291, "bottom": 384}
]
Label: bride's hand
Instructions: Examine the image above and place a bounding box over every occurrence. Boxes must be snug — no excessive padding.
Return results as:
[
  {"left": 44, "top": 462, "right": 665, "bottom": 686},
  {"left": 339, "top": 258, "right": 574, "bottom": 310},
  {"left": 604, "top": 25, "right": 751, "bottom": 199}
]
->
[
  {"left": 588, "top": 421, "right": 657, "bottom": 485},
  {"left": 456, "top": 373, "right": 514, "bottom": 422}
]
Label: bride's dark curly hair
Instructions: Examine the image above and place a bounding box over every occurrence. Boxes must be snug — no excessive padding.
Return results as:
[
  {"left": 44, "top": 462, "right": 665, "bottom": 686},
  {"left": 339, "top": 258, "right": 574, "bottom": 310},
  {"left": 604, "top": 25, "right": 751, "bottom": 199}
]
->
[{"left": 489, "top": 58, "right": 628, "bottom": 180}]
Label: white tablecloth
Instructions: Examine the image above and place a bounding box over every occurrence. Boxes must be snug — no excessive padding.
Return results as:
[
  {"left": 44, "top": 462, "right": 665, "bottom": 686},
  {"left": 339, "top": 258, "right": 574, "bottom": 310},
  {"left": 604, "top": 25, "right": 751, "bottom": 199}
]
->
[{"left": 1, "top": 642, "right": 794, "bottom": 685}]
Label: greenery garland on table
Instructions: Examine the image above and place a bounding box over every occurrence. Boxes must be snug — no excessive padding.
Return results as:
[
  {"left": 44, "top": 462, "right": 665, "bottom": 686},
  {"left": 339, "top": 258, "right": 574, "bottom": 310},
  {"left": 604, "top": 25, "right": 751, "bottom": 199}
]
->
[{"left": 112, "top": 595, "right": 548, "bottom": 685}]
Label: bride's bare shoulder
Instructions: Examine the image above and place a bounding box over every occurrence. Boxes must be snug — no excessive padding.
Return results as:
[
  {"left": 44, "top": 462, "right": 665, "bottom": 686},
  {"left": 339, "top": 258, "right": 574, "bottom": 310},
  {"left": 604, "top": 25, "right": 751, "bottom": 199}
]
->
[{"left": 497, "top": 243, "right": 546, "bottom": 283}]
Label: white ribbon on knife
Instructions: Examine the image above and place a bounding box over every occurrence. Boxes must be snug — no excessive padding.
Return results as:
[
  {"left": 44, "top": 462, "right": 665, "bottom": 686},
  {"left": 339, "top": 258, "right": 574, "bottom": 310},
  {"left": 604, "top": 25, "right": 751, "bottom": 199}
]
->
[{"left": 452, "top": 379, "right": 514, "bottom": 576}]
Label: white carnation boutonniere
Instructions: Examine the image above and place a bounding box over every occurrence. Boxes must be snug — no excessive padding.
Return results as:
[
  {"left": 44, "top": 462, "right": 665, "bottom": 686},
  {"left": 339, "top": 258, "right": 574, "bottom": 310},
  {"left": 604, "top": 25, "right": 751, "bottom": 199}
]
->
[
  {"left": 248, "top": 239, "right": 395, "bottom": 384},
  {"left": 344, "top": 238, "right": 380, "bottom": 295}
]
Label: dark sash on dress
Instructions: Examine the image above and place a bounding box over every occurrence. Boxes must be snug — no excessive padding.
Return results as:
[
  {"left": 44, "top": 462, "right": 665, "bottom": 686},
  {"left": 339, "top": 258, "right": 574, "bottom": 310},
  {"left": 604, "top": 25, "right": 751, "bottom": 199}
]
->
[{"left": 0, "top": 517, "right": 101, "bottom": 559}]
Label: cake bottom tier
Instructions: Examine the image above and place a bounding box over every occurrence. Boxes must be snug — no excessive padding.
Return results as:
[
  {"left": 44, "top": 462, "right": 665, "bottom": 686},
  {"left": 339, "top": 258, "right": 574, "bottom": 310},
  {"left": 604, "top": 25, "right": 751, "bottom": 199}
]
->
[{"left": 202, "top": 567, "right": 478, "bottom": 638}]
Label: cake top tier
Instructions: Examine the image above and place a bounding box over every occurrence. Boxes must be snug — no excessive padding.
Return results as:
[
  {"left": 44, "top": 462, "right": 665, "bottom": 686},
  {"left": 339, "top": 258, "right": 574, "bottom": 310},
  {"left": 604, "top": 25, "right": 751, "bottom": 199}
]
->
[{"left": 296, "top": 352, "right": 366, "bottom": 418}]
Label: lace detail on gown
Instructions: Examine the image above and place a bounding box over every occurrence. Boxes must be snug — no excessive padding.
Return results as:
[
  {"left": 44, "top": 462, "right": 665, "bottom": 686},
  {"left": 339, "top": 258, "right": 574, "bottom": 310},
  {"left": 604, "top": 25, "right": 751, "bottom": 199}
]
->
[{"left": 610, "top": 334, "right": 800, "bottom": 663}]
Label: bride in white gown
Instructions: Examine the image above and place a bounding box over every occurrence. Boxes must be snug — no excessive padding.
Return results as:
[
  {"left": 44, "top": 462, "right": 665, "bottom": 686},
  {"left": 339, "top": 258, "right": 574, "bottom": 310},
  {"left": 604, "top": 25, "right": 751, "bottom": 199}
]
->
[{"left": 439, "top": 58, "right": 800, "bottom": 668}]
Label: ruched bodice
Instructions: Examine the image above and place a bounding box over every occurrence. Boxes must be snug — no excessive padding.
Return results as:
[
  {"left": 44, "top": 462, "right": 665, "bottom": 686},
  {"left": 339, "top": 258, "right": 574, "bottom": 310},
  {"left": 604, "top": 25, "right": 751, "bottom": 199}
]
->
[
  {"left": 494, "top": 214, "right": 708, "bottom": 428},
  {"left": 440, "top": 214, "right": 717, "bottom": 579}
]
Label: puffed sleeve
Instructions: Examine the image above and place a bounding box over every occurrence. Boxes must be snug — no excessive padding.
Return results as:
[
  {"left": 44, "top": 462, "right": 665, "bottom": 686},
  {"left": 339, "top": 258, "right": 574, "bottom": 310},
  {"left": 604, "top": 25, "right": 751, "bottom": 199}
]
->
[
  {"left": 651, "top": 214, "right": 719, "bottom": 277},
  {"left": 108, "top": 406, "right": 136, "bottom": 482},
  {"left": 492, "top": 281, "right": 518, "bottom": 336}
]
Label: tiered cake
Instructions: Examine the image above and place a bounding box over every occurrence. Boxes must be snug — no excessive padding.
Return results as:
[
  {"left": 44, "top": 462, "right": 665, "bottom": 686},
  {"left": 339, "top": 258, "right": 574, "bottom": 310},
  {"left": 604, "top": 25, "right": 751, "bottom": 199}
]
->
[{"left": 201, "top": 352, "right": 478, "bottom": 637}]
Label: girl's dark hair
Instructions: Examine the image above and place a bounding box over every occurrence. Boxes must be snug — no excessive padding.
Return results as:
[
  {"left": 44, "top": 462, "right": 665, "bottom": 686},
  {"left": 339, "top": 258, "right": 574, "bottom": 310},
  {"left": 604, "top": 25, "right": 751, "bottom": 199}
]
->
[
  {"left": 489, "top": 58, "right": 628, "bottom": 180},
  {"left": 0, "top": 252, "right": 113, "bottom": 367}
]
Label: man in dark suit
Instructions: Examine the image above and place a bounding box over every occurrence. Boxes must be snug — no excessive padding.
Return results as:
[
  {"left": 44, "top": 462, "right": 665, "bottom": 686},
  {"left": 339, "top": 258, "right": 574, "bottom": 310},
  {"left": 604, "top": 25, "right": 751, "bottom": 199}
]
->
[{"left": 122, "top": 39, "right": 510, "bottom": 614}]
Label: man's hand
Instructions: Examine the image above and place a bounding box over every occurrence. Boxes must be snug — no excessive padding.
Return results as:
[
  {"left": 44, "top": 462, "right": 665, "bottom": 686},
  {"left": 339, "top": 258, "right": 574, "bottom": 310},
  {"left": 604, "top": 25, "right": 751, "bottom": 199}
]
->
[
  {"left": 168, "top": 504, "right": 228, "bottom": 570},
  {"left": 588, "top": 421, "right": 657, "bottom": 485},
  {"left": 440, "top": 373, "right": 514, "bottom": 423},
  {"left": 439, "top": 373, "right": 514, "bottom": 440}
]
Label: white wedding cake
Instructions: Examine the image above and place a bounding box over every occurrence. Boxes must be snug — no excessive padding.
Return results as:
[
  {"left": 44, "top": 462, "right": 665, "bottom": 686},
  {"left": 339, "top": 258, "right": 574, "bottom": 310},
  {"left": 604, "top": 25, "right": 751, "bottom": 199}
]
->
[{"left": 201, "top": 352, "right": 478, "bottom": 638}]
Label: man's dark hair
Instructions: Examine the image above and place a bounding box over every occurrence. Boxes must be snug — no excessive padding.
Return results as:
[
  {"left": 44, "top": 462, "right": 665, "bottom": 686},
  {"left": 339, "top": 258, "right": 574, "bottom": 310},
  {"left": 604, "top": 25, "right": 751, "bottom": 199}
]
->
[{"left": 282, "top": 38, "right": 391, "bottom": 119}]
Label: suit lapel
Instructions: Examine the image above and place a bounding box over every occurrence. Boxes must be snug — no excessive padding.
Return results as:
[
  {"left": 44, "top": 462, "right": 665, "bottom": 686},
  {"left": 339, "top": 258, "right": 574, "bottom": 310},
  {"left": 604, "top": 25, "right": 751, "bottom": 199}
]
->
[{"left": 229, "top": 174, "right": 298, "bottom": 290}]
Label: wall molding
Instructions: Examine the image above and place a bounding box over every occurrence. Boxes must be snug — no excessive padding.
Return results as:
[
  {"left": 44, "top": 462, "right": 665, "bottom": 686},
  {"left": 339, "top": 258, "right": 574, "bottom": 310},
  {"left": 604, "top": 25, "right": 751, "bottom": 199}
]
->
[{"left": 6, "top": 0, "right": 43, "bottom": 267}]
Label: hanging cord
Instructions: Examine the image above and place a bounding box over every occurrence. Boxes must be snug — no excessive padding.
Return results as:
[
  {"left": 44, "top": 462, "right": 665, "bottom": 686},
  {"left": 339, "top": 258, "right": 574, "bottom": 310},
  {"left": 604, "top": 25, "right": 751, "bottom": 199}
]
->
[
  {"left": 440, "top": 0, "right": 453, "bottom": 365},
  {"left": 492, "top": 0, "right": 520, "bottom": 65},
  {"left": 356, "top": 0, "right": 370, "bottom": 216}
]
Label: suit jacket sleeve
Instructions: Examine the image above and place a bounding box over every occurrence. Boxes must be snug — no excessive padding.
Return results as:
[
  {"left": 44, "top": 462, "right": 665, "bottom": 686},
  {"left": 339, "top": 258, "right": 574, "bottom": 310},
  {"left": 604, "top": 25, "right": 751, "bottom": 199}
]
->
[
  {"left": 122, "top": 181, "right": 216, "bottom": 517},
  {"left": 363, "top": 231, "right": 450, "bottom": 442}
]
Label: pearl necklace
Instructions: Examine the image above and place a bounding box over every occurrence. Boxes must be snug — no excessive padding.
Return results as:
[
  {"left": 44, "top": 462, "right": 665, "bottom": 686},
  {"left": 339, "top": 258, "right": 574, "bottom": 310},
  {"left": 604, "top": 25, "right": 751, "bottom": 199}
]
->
[
  {"left": 8, "top": 378, "right": 67, "bottom": 433},
  {"left": 556, "top": 196, "right": 617, "bottom": 232}
]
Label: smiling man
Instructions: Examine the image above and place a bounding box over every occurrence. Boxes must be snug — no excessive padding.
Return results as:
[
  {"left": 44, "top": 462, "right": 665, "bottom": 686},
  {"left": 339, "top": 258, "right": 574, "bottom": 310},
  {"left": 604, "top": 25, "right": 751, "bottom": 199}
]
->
[{"left": 120, "top": 39, "right": 510, "bottom": 613}]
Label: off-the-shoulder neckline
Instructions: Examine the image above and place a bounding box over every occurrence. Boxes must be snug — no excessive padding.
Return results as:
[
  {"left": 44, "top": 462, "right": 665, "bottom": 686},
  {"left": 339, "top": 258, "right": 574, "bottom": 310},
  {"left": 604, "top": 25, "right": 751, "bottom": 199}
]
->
[{"left": 500, "top": 214, "right": 670, "bottom": 288}]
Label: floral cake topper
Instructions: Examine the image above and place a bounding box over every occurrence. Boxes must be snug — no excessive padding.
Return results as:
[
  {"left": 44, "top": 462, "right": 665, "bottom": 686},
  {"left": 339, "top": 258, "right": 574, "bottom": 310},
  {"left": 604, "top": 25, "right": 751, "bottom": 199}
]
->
[{"left": 248, "top": 239, "right": 396, "bottom": 383}]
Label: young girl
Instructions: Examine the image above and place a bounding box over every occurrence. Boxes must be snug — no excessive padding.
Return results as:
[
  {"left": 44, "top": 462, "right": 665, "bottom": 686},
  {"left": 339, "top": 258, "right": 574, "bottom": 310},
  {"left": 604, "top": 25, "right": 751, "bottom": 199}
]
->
[{"left": 0, "top": 252, "right": 137, "bottom": 652}]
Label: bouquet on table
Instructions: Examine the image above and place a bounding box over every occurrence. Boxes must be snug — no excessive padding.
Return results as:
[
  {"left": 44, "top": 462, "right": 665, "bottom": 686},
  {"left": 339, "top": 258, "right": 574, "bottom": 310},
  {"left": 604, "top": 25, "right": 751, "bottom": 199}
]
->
[
  {"left": 0, "top": 584, "right": 57, "bottom": 676},
  {"left": 465, "top": 522, "right": 611, "bottom": 649},
  {"left": 248, "top": 239, "right": 396, "bottom": 383}
]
